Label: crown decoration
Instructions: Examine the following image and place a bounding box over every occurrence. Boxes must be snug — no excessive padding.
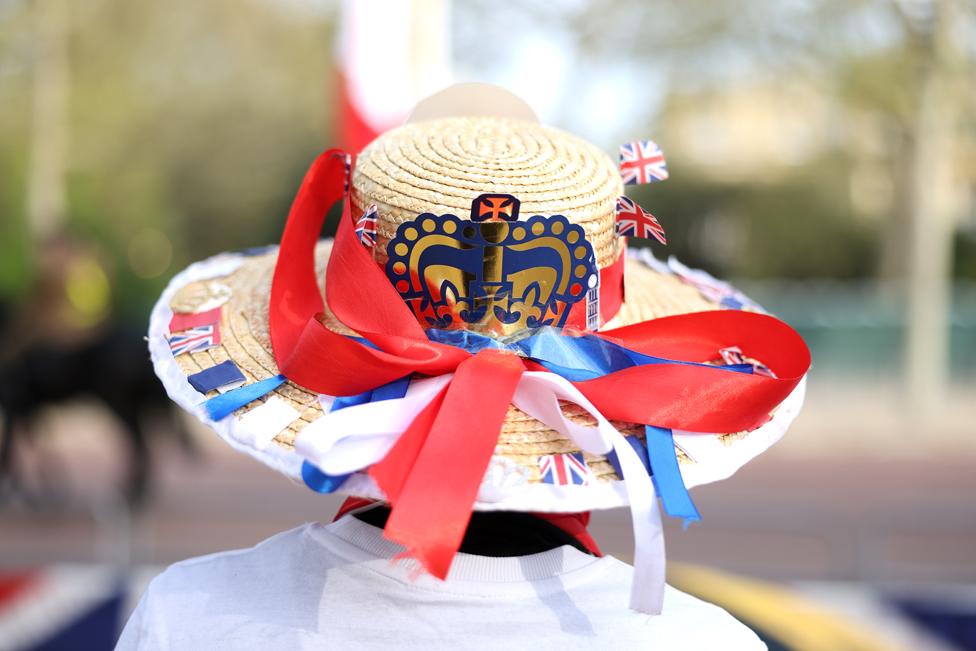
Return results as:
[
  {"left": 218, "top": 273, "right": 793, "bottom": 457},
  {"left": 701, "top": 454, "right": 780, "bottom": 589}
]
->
[{"left": 385, "top": 194, "right": 598, "bottom": 335}]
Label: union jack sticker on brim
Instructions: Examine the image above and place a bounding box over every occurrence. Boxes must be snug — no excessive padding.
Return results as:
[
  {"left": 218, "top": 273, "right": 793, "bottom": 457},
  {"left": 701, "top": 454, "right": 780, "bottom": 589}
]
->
[{"left": 539, "top": 452, "right": 593, "bottom": 486}]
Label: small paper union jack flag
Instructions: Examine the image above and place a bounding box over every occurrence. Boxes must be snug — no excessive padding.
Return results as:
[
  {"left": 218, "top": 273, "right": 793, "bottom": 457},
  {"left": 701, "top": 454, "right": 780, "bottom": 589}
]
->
[
  {"left": 168, "top": 324, "right": 220, "bottom": 356},
  {"left": 355, "top": 204, "right": 378, "bottom": 248},
  {"left": 619, "top": 140, "right": 668, "bottom": 185},
  {"left": 539, "top": 452, "right": 593, "bottom": 486},
  {"left": 616, "top": 196, "right": 667, "bottom": 244},
  {"left": 719, "top": 346, "right": 776, "bottom": 378}
]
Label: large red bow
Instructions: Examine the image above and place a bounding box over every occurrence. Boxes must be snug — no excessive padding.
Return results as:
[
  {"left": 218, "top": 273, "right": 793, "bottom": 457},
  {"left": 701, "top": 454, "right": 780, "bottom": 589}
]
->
[{"left": 269, "top": 150, "right": 810, "bottom": 578}]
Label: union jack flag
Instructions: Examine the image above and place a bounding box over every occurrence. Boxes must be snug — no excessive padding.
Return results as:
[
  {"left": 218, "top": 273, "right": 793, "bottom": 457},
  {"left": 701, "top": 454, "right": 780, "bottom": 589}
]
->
[
  {"left": 539, "top": 452, "right": 593, "bottom": 486},
  {"left": 356, "top": 204, "right": 378, "bottom": 248},
  {"left": 616, "top": 196, "right": 667, "bottom": 244},
  {"left": 619, "top": 140, "right": 668, "bottom": 185},
  {"left": 168, "top": 324, "right": 220, "bottom": 356},
  {"left": 719, "top": 346, "right": 776, "bottom": 378}
]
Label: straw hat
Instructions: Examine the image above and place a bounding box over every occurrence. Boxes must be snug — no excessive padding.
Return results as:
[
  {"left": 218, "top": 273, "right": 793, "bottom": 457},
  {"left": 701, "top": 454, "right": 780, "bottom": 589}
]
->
[{"left": 149, "top": 100, "right": 806, "bottom": 513}]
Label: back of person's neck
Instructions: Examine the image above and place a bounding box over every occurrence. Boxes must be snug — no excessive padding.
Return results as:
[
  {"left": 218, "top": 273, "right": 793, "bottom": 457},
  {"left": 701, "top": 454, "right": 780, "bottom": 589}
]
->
[{"left": 351, "top": 504, "right": 596, "bottom": 557}]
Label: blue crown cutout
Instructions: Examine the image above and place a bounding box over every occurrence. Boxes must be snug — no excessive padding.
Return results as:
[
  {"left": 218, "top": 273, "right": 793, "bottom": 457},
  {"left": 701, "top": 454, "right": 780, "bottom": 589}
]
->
[{"left": 385, "top": 193, "right": 598, "bottom": 335}]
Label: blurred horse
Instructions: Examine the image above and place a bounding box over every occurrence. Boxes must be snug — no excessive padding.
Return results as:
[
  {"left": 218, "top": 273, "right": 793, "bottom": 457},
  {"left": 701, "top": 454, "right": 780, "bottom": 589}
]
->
[
  {"left": 0, "top": 236, "right": 193, "bottom": 509},
  {"left": 0, "top": 319, "right": 189, "bottom": 508}
]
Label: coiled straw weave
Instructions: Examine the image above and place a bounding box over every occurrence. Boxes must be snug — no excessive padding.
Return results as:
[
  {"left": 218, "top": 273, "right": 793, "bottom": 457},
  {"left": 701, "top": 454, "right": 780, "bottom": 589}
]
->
[{"left": 351, "top": 117, "right": 624, "bottom": 268}]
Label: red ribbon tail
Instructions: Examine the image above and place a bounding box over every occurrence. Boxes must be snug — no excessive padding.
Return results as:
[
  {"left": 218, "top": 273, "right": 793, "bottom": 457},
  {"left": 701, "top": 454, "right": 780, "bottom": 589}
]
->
[
  {"left": 370, "top": 350, "right": 524, "bottom": 579},
  {"left": 371, "top": 385, "right": 449, "bottom": 501}
]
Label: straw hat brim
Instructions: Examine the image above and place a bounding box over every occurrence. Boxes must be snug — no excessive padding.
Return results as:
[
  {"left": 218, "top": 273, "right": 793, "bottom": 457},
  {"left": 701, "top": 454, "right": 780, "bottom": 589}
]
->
[{"left": 148, "top": 241, "right": 806, "bottom": 512}]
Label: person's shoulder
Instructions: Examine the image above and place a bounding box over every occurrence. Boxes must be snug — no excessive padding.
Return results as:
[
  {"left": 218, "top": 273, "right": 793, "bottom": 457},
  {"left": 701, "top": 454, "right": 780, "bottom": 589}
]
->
[
  {"left": 589, "top": 560, "right": 766, "bottom": 650},
  {"left": 658, "top": 584, "right": 766, "bottom": 650},
  {"left": 146, "top": 523, "right": 317, "bottom": 598},
  {"left": 116, "top": 524, "right": 323, "bottom": 649}
]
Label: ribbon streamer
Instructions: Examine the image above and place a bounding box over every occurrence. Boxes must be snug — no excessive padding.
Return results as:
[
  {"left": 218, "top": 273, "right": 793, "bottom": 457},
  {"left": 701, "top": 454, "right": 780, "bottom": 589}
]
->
[
  {"left": 372, "top": 349, "right": 524, "bottom": 579},
  {"left": 645, "top": 426, "right": 701, "bottom": 527},
  {"left": 512, "top": 372, "right": 664, "bottom": 614}
]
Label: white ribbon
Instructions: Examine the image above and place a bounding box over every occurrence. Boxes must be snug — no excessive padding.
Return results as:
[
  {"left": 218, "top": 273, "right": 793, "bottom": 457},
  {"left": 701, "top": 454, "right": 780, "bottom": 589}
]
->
[
  {"left": 237, "top": 395, "right": 301, "bottom": 451},
  {"left": 512, "top": 372, "right": 665, "bottom": 614},
  {"left": 294, "top": 370, "right": 665, "bottom": 614},
  {"left": 295, "top": 374, "right": 452, "bottom": 476}
]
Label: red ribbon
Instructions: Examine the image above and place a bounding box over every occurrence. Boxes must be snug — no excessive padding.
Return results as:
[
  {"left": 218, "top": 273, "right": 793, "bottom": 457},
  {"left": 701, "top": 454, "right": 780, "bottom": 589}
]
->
[
  {"left": 268, "top": 150, "right": 811, "bottom": 579},
  {"left": 374, "top": 349, "right": 524, "bottom": 577}
]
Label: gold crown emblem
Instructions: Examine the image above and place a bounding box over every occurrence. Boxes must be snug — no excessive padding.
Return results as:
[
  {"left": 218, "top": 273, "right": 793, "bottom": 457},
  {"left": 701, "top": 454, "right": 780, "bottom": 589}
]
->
[{"left": 386, "top": 194, "right": 598, "bottom": 336}]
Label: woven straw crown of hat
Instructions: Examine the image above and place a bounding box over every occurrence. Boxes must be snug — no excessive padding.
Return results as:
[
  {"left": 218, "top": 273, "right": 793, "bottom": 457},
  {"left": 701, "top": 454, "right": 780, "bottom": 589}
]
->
[{"left": 351, "top": 117, "right": 623, "bottom": 270}]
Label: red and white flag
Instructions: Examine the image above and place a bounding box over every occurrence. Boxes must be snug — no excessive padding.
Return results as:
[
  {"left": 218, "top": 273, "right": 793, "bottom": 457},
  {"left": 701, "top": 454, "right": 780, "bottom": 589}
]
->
[{"left": 336, "top": 0, "right": 451, "bottom": 154}]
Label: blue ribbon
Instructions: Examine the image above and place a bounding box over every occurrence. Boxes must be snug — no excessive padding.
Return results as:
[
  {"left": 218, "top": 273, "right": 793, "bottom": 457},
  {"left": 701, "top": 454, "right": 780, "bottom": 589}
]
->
[
  {"left": 204, "top": 374, "right": 286, "bottom": 421},
  {"left": 428, "top": 327, "right": 752, "bottom": 381},
  {"left": 606, "top": 435, "right": 651, "bottom": 476},
  {"left": 425, "top": 327, "right": 752, "bottom": 524},
  {"left": 645, "top": 425, "right": 701, "bottom": 527},
  {"left": 302, "top": 374, "right": 411, "bottom": 494}
]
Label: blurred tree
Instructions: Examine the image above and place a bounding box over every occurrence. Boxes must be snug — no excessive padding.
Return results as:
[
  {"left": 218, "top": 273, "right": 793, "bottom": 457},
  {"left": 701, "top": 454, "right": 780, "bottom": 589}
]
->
[
  {"left": 25, "top": 0, "right": 68, "bottom": 242},
  {"left": 459, "top": 0, "right": 974, "bottom": 280},
  {"left": 460, "top": 0, "right": 974, "bottom": 414},
  {"left": 0, "top": 0, "right": 338, "bottom": 318}
]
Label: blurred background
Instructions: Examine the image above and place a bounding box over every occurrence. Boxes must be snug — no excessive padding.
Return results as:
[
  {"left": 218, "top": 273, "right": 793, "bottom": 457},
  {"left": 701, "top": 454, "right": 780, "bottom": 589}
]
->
[{"left": 0, "top": 0, "right": 974, "bottom": 649}]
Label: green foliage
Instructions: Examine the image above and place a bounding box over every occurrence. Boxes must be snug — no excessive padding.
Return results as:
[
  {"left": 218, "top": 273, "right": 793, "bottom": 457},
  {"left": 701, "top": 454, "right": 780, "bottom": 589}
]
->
[
  {"left": 0, "top": 0, "right": 337, "bottom": 318},
  {"left": 0, "top": 147, "right": 32, "bottom": 300},
  {"left": 632, "top": 156, "right": 877, "bottom": 280},
  {"left": 1, "top": 0, "right": 973, "bottom": 327}
]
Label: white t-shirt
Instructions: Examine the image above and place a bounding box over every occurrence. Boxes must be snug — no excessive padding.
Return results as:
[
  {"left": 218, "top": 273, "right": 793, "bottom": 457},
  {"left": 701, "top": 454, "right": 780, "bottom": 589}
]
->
[{"left": 116, "top": 516, "right": 765, "bottom": 650}]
